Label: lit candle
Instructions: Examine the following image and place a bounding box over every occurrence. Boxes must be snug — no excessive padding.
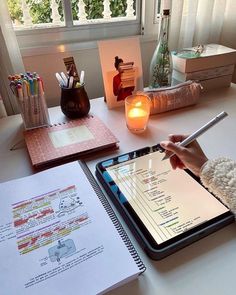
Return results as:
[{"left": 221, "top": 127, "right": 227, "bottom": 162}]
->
[
  {"left": 127, "top": 107, "right": 148, "bottom": 130},
  {"left": 125, "top": 94, "right": 151, "bottom": 133}
]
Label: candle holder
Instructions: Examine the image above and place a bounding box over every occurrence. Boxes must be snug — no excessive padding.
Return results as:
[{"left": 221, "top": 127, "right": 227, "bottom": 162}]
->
[{"left": 125, "top": 94, "right": 151, "bottom": 133}]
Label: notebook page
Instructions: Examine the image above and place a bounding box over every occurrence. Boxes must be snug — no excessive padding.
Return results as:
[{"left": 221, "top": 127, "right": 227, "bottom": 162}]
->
[{"left": 0, "top": 162, "right": 140, "bottom": 295}]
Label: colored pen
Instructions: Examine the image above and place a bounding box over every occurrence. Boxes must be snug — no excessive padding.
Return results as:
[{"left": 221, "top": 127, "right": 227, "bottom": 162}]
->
[
  {"left": 9, "top": 81, "right": 17, "bottom": 96},
  {"left": 68, "top": 76, "right": 74, "bottom": 89},
  {"left": 162, "top": 111, "right": 228, "bottom": 161},
  {"left": 33, "top": 78, "right": 38, "bottom": 95},
  {"left": 17, "top": 84, "right": 24, "bottom": 115},
  {"left": 29, "top": 79, "right": 34, "bottom": 95},
  {"left": 9, "top": 72, "right": 49, "bottom": 128},
  {"left": 60, "top": 72, "right": 68, "bottom": 86},
  {"left": 37, "top": 77, "right": 49, "bottom": 124},
  {"left": 55, "top": 72, "right": 66, "bottom": 87},
  {"left": 17, "top": 84, "right": 23, "bottom": 101},
  {"left": 23, "top": 80, "right": 30, "bottom": 126},
  {"left": 80, "top": 70, "right": 85, "bottom": 84}
]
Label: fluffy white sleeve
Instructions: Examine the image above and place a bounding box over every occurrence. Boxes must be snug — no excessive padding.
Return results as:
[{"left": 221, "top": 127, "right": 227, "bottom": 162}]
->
[{"left": 200, "top": 157, "right": 236, "bottom": 217}]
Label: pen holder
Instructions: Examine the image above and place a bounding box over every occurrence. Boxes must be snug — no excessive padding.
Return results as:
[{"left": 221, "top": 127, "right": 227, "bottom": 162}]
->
[
  {"left": 60, "top": 83, "right": 90, "bottom": 119},
  {"left": 17, "top": 91, "right": 50, "bottom": 130},
  {"left": 8, "top": 72, "right": 50, "bottom": 130}
]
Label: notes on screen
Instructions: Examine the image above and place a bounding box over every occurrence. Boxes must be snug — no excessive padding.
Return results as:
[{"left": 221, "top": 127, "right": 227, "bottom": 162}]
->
[{"left": 106, "top": 151, "right": 229, "bottom": 244}]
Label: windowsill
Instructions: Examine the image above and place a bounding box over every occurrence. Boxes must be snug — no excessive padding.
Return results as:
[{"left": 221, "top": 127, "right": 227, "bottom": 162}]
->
[
  {"left": 20, "top": 34, "right": 158, "bottom": 57},
  {"left": 16, "top": 14, "right": 144, "bottom": 54},
  {"left": 15, "top": 16, "right": 137, "bottom": 35}
]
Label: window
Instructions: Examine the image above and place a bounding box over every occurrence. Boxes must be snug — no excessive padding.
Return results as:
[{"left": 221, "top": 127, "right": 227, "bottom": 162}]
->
[
  {"left": 7, "top": 0, "right": 161, "bottom": 50},
  {"left": 7, "top": 0, "right": 140, "bottom": 48},
  {"left": 7, "top": 0, "right": 161, "bottom": 55},
  {"left": 8, "top": 0, "right": 139, "bottom": 28}
]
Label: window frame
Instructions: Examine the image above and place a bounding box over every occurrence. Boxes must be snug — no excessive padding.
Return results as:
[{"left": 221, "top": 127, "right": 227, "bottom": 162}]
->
[
  {"left": 10, "top": 0, "right": 162, "bottom": 58},
  {"left": 15, "top": 0, "right": 143, "bottom": 50}
]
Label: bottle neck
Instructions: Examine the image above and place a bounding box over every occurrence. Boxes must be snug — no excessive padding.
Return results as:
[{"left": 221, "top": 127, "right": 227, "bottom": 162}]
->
[{"left": 159, "top": 13, "right": 170, "bottom": 43}]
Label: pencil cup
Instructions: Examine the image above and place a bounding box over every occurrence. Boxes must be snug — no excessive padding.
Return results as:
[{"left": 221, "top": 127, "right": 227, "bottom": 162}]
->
[
  {"left": 60, "top": 83, "right": 90, "bottom": 119},
  {"left": 18, "top": 92, "right": 50, "bottom": 130}
]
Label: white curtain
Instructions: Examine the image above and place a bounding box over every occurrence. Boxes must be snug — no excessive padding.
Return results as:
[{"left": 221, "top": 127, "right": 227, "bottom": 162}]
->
[
  {"left": 0, "top": 94, "right": 7, "bottom": 118},
  {"left": 169, "top": 0, "right": 236, "bottom": 51},
  {"left": 0, "top": 0, "right": 25, "bottom": 115}
]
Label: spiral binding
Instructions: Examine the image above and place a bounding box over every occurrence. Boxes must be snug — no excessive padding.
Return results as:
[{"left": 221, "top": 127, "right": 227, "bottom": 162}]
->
[
  {"left": 79, "top": 160, "right": 146, "bottom": 273},
  {"left": 42, "top": 115, "right": 93, "bottom": 129}
]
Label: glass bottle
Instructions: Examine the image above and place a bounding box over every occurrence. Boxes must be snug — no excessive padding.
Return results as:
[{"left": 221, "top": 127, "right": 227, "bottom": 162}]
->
[{"left": 149, "top": 9, "right": 172, "bottom": 88}]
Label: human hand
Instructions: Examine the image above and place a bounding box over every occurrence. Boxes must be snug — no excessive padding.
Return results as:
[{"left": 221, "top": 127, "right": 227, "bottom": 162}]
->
[{"left": 160, "top": 134, "right": 208, "bottom": 177}]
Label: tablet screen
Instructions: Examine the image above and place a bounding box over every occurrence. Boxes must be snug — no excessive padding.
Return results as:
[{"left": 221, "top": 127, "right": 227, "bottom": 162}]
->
[{"left": 100, "top": 149, "right": 230, "bottom": 246}]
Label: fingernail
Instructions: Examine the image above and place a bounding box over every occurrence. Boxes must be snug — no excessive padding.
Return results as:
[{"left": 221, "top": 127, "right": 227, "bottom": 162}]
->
[{"left": 160, "top": 141, "right": 168, "bottom": 148}]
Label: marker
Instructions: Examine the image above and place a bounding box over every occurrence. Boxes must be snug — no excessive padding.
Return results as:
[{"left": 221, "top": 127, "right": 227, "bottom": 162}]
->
[
  {"left": 80, "top": 70, "right": 85, "bottom": 84},
  {"left": 33, "top": 78, "right": 38, "bottom": 95},
  {"left": 162, "top": 111, "right": 228, "bottom": 161},
  {"left": 60, "top": 72, "right": 68, "bottom": 86},
  {"left": 22, "top": 81, "right": 30, "bottom": 126},
  {"left": 9, "top": 81, "right": 17, "bottom": 96},
  {"left": 38, "top": 76, "right": 45, "bottom": 91},
  {"left": 17, "top": 84, "right": 25, "bottom": 116},
  {"left": 8, "top": 75, "right": 14, "bottom": 81},
  {"left": 27, "top": 78, "right": 36, "bottom": 126},
  {"left": 29, "top": 79, "right": 34, "bottom": 95},
  {"left": 55, "top": 72, "right": 65, "bottom": 87},
  {"left": 33, "top": 78, "right": 40, "bottom": 125},
  {"left": 37, "top": 77, "right": 50, "bottom": 125},
  {"left": 17, "top": 84, "right": 23, "bottom": 101},
  {"left": 68, "top": 76, "right": 74, "bottom": 89}
]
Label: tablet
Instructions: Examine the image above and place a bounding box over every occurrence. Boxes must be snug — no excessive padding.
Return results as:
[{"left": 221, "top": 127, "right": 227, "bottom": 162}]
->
[{"left": 96, "top": 145, "right": 234, "bottom": 260}]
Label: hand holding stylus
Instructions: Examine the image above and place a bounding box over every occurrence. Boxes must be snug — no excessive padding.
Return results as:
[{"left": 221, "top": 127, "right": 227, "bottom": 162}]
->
[
  {"left": 161, "top": 111, "right": 228, "bottom": 161},
  {"left": 160, "top": 134, "right": 209, "bottom": 177},
  {"left": 160, "top": 111, "right": 228, "bottom": 177}
]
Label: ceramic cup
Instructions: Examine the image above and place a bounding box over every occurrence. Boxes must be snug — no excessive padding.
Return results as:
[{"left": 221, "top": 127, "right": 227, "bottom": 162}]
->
[{"left": 60, "top": 83, "right": 90, "bottom": 119}]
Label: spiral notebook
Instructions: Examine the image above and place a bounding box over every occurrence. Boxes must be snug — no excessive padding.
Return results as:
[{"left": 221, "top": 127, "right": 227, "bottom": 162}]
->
[
  {"left": 0, "top": 161, "right": 145, "bottom": 295},
  {"left": 23, "top": 115, "right": 119, "bottom": 168}
]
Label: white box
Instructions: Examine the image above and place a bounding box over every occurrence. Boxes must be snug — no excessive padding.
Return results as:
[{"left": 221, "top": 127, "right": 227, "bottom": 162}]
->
[
  {"left": 172, "top": 44, "right": 236, "bottom": 73},
  {"left": 172, "top": 64, "right": 235, "bottom": 82}
]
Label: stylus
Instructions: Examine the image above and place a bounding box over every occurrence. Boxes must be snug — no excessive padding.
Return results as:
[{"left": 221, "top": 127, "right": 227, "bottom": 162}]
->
[{"left": 162, "top": 111, "right": 228, "bottom": 161}]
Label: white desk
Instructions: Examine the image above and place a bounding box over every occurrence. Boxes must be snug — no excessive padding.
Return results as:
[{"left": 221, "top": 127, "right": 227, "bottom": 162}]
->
[{"left": 1, "top": 85, "right": 236, "bottom": 295}]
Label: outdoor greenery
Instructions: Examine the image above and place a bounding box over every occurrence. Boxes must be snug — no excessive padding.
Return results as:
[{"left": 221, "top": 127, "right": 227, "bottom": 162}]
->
[
  {"left": 7, "top": 0, "right": 135, "bottom": 25},
  {"left": 7, "top": 0, "right": 23, "bottom": 23},
  {"left": 30, "top": 0, "right": 52, "bottom": 23}
]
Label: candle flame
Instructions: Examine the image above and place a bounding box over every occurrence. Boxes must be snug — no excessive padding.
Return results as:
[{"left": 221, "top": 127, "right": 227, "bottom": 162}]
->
[
  {"left": 128, "top": 108, "right": 147, "bottom": 118},
  {"left": 134, "top": 101, "right": 142, "bottom": 107}
]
